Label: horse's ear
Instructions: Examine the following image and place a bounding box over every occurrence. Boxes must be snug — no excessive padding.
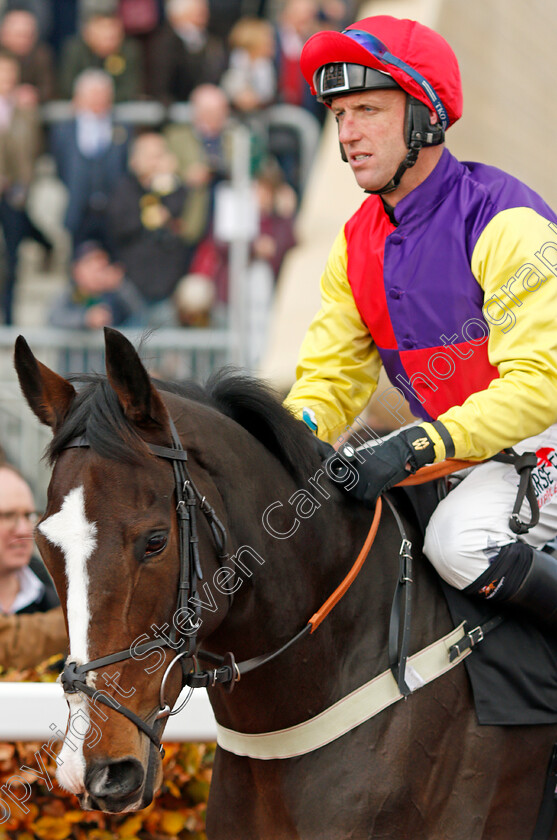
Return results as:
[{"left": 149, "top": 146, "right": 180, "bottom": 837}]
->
[
  {"left": 104, "top": 327, "right": 169, "bottom": 430},
  {"left": 14, "top": 335, "right": 77, "bottom": 431}
]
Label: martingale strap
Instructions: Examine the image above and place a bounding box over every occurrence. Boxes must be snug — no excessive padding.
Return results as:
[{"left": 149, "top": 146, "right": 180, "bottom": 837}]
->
[
  {"left": 215, "top": 622, "right": 473, "bottom": 760},
  {"left": 384, "top": 495, "right": 413, "bottom": 697},
  {"left": 186, "top": 499, "right": 383, "bottom": 690}
]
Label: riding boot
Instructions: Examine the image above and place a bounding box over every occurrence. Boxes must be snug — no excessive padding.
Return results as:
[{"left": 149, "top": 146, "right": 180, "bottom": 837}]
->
[{"left": 464, "top": 542, "right": 557, "bottom": 628}]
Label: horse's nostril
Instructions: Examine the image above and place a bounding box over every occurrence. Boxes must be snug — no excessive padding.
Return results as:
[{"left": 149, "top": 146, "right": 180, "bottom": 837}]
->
[{"left": 86, "top": 758, "right": 144, "bottom": 801}]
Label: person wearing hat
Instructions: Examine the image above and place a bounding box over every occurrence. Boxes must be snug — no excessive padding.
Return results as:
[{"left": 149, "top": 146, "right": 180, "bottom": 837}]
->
[{"left": 284, "top": 15, "right": 557, "bottom": 625}]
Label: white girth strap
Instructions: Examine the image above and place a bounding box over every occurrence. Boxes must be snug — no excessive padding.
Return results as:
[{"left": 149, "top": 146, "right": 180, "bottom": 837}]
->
[{"left": 216, "top": 622, "right": 471, "bottom": 760}]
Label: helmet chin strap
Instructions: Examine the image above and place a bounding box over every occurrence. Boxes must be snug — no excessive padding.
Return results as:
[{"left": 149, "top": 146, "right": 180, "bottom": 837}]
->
[{"left": 364, "top": 140, "right": 421, "bottom": 195}]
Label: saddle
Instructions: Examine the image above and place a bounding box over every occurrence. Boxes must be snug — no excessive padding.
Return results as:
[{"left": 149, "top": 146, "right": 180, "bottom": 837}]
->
[{"left": 390, "top": 479, "right": 557, "bottom": 726}]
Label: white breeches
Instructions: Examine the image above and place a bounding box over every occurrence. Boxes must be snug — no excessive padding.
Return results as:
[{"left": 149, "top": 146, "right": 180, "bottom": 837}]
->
[{"left": 423, "top": 424, "right": 557, "bottom": 589}]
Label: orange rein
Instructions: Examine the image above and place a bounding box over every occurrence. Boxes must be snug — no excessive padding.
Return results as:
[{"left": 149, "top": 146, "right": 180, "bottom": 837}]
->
[{"left": 308, "top": 458, "right": 480, "bottom": 633}]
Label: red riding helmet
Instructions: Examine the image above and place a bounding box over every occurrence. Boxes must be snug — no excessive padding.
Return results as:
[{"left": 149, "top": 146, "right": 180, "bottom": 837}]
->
[
  {"left": 301, "top": 15, "right": 462, "bottom": 129},
  {"left": 300, "top": 16, "right": 462, "bottom": 193}
]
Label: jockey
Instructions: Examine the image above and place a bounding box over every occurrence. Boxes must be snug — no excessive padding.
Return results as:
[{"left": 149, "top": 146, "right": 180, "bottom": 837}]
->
[{"left": 284, "top": 15, "right": 557, "bottom": 626}]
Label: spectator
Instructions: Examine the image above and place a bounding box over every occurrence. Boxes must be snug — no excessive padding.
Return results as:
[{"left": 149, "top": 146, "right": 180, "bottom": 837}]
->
[
  {"left": 191, "top": 161, "right": 297, "bottom": 294},
  {"left": 3, "top": 0, "right": 52, "bottom": 41},
  {"left": 0, "top": 459, "right": 66, "bottom": 671},
  {"left": 117, "top": 0, "right": 164, "bottom": 93},
  {"left": 0, "top": 606, "right": 66, "bottom": 671},
  {"left": 0, "top": 8, "right": 56, "bottom": 103},
  {"left": 48, "top": 239, "right": 145, "bottom": 329},
  {"left": 0, "top": 50, "right": 52, "bottom": 325},
  {"left": 0, "top": 464, "right": 58, "bottom": 616},
  {"left": 149, "top": 0, "right": 226, "bottom": 103},
  {"left": 49, "top": 68, "right": 130, "bottom": 251},
  {"left": 107, "top": 131, "right": 193, "bottom": 323},
  {"left": 58, "top": 9, "right": 141, "bottom": 101},
  {"left": 186, "top": 161, "right": 297, "bottom": 360},
  {"left": 164, "top": 83, "right": 235, "bottom": 244},
  {"left": 274, "top": 0, "right": 322, "bottom": 119},
  {"left": 220, "top": 16, "right": 276, "bottom": 116},
  {"left": 174, "top": 272, "right": 216, "bottom": 327}
]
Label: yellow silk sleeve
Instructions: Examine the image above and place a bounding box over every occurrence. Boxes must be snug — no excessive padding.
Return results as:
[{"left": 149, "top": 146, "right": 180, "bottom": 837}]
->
[
  {"left": 284, "top": 227, "right": 382, "bottom": 443},
  {"left": 435, "top": 208, "right": 557, "bottom": 460}
]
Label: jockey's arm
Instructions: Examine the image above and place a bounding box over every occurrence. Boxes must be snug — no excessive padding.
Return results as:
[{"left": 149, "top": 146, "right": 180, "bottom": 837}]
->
[
  {"left": 284, "top": 227, "right": 382, "bottom": 444},
  {"left": 421, "top": 207, "right": 557, "bottom": 462}
]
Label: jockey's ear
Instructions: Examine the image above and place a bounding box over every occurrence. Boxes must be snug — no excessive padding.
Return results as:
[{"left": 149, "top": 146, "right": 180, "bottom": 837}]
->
[
  {"left": 14, "top": 335, "right": 76, "bottom": 431},
  {"left": 103, "top": 327, "right": 170, "bottom": 432}
]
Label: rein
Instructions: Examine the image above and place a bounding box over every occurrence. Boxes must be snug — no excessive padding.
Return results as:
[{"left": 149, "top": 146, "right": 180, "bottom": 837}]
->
[
  {"left": 188, "top": 457, "right": 488, "bottom": 689},
  {"left": 58, "top": 424, "right": 532, "bottom": 760},
  {"left": 57, "top": 422, "right": 381, "bottom": 754},
  {"left": 56, "top": 423, "right": 554, "bottom": 837}
]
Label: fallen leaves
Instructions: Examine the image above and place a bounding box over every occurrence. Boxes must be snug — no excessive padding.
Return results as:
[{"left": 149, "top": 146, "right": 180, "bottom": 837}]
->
[{"left": 0, "top": 664, "right": 213, "bottom": 839}]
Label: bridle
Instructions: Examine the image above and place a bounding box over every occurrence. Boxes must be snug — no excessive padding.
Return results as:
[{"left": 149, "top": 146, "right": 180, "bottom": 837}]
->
[
  {"left": 57, "top": 415, "right": 383, "bottom": 766},
  {"left": 50, "top": 407, "right": 548, "bottom": 821},
  {"left": 59, "top": 409, "right": 526, "bottom": 761},
  {"left": 59, "top": 417, "right": 230, "bottom": 756}
]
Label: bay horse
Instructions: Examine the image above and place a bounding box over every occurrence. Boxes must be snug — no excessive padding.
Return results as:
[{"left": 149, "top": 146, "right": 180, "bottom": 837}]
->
[{"left": 14, "top": 328, "right": 557, "bottom": 840}]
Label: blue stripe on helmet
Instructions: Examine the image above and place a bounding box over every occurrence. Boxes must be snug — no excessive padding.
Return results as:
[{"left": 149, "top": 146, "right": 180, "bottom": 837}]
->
[{"left": 342, "top": 29, "right": 450, "bottom": 130}]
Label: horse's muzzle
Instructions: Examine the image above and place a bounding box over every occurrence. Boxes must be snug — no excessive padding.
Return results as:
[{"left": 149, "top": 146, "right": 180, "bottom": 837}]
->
[{"left": 84, "top": 757, "right": 146, "bottom": 813}]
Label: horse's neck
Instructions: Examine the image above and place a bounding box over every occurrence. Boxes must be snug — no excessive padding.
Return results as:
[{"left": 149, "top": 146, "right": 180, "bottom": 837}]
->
[{"left": 206, "top": 496, "right": 449, "bottom": 733}]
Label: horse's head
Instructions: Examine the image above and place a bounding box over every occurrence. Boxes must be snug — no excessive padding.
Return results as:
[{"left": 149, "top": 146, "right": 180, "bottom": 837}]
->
[{"left": 14, "top": 329, "right": 234, "bottom": 812}]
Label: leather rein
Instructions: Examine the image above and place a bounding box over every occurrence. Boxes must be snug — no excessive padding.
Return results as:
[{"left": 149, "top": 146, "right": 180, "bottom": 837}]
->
[
  {"left": 58, "top": 419, "right": 534, "bottom": 755},
  {"left": 58, "top": 421, "right": 384, "bottom": 755}
]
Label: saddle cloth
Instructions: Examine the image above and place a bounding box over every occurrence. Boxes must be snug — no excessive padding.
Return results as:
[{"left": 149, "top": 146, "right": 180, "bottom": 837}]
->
[
  {"left": 441, "top": 580, "right": 557, "bottom": 725},
  {"left": 392, "top": 484, "right": 557, "bottom": 726}
]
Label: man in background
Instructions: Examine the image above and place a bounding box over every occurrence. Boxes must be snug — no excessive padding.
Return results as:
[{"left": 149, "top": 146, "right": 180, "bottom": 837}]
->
[
  {"left": 0, "top": 463, "right": 66, "bottom": 670},
  {"left": 49, "top": 68, "right": 130, "bottom": 251}
]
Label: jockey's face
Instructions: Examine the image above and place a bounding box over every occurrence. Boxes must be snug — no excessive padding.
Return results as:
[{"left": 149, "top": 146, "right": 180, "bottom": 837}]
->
[{"left": 330, "top": 88, "right": 408, "bottom": 196}]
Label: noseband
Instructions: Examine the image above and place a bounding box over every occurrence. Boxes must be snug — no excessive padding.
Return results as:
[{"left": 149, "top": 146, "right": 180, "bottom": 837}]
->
[{"left": 59, "top": 417, "right": 229, "bottom": 755}]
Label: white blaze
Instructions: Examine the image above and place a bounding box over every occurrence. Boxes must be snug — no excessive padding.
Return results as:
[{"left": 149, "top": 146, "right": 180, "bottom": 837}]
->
[{"left": 39, "top": 485, "right": 98, "bottom": 792}]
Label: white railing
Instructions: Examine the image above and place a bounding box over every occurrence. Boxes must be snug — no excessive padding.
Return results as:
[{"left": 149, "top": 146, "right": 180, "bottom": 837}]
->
[{"left": 0, "top": 683, "right": 217, "bottom": 742}]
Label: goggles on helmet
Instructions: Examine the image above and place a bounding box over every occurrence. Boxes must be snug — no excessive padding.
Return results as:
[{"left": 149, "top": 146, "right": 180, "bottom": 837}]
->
[
  {"left": 315, "top": 62, "right": 400, "bottom": 102},
  {"left": 341, "top": 29, "right": 450, "bottom": 130}
]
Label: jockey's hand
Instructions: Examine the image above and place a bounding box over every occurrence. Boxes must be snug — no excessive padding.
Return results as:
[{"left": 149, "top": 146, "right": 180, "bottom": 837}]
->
[{"left": 315, "top": 427, "right": 437, "bottom": 508}]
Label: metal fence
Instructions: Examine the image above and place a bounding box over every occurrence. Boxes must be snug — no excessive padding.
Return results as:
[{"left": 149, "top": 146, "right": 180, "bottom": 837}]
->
[
  {"left": 0, "top": 325, "right": 232, "bottom": 379},
  {"left": 0, "top": 326, "right": 235, "bottom": 506}
]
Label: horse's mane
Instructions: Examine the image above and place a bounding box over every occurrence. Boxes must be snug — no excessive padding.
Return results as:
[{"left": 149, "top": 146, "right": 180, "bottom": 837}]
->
[{"left": 48, "top": 369, "right": 320, "bottom": 486}]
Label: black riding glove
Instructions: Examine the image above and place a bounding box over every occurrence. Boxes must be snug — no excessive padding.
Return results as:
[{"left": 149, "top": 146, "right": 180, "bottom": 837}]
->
[{"left": 315, "top": 427, "right": 437, "bottom": 509}]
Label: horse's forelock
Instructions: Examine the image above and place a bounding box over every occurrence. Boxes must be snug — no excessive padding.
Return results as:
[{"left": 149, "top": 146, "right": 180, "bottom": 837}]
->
[{"left": 48, "top": 376, "right": 149, "bottom": 466}]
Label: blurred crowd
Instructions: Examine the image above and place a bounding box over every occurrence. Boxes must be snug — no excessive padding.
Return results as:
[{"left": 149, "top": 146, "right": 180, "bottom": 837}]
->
[
  {"left": 0, "top": 0, "right": 360, "bottom": 336},
  {"left": 0, "top": 0, "right": 362, "bottom": 672}
]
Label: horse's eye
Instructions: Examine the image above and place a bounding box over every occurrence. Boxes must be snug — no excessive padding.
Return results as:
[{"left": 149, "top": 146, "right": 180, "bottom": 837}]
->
[{"left": 144, "top": 532, "right": 168, "bottom": 558}]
